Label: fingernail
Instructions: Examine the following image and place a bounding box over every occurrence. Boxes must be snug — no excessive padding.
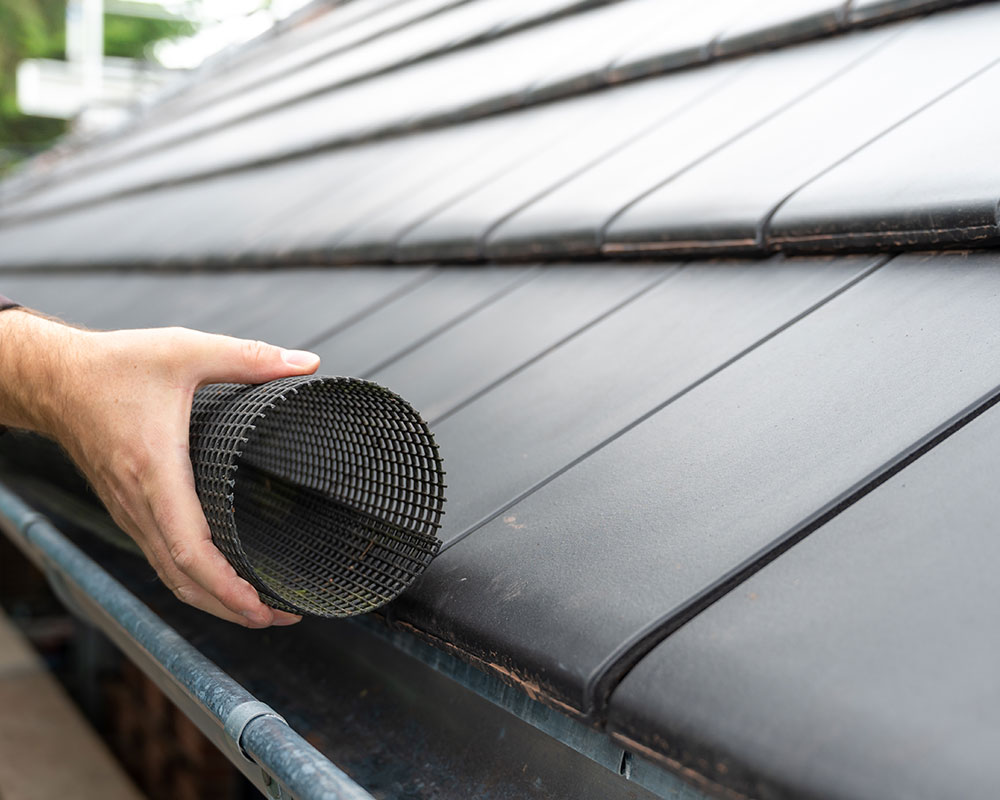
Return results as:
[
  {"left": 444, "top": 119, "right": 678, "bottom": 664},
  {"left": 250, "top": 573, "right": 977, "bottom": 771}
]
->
[
  {"left": 272, "top": 614, "right": 302, "bottom": 627},
  {"left": 282, "top": 349, "right": 320, "bottom": 369}
]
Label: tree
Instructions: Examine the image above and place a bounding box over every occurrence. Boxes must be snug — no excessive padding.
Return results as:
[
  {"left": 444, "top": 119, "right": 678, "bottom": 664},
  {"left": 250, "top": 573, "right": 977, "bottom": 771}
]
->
[
  {"left": 0, "top": 0, "right": 67, "bottom": 171},
  {"left": 0, "top": 0, "right": 193, "bottom": 174}
]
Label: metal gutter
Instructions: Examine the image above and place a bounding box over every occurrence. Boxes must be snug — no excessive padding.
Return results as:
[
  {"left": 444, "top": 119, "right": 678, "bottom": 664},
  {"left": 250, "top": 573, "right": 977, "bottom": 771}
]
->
[
  {"left": 356, "top": 616, "right": 707, "bottom": 800},
  {"left": 0, "top": 481, "right": 375, "bottom": 800}
]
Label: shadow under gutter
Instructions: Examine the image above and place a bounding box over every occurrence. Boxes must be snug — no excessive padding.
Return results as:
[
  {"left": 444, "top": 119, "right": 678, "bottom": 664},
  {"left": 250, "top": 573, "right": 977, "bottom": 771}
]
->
[{"left": 0, "top": 481, "right": 375, "bottom": 800}]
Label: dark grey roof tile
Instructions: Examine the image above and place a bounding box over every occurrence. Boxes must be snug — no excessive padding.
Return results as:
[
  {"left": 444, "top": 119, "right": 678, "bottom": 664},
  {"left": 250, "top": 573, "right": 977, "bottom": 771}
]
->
[
  {"left": 395, "top": 66, "right": 739, "bottom": 263},
  {"left": 486, "top": 27, "right": 895, "bottom": 259},
  {"left": 0, "top": 268, "right": 428, "bottom": 345},
  {"left": 418, "top": 256, "right": 871, "bottom": 546},
  {"left": 0, "top": 2, "right": 714, "bottom": 221},
  {"left": 311, "top": 266, "right": 536, "bottom": 376},
  {"left": 36, "top": 0, "right": 466, "bottom": 180},
  {"left": 604, "top": 4, "right": 1000, "bottom": 256},
  {"left": 770, "top": 55, "right": 1000, "bottom": 253},
  {"left": 327, "top": 102, "right": 595, "bottom": 263},
  {"left": 369, "top": 264, "right": 665, "bottom": 421},
  {"left": 394, "top": 253, "right": 1000, "bottom": 715},
  {"left": 521, "top": 0, "right": 684, "bottom": 102},
  {"left": 94, "top": 0, "right": 541, "bottom": 171},
  {"left": 606, "top": 0, "right": 746, "bottom": 83},
  {"left": 220, "top": 267, "right": 433, "bottom": 346},
  {"left": 608, "top": 324, "right": 1000, "bottom": 798}
]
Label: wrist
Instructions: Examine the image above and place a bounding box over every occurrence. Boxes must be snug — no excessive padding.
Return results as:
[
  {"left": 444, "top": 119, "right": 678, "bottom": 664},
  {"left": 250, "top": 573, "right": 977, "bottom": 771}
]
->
[{"left": 0, "top": 309, "right": 91, "bottom": 439}]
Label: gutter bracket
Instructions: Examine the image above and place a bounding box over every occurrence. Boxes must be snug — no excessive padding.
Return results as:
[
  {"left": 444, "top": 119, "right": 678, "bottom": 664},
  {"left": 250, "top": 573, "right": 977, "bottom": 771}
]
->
[{"left": 225, "top": 700, "right": 287, "bottom": 761}]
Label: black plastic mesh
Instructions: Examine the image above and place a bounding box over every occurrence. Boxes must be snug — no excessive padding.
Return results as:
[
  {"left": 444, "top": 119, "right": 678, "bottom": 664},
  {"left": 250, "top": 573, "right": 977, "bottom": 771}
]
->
[{"left": 189, "top": 376, "right": 445, "bottom": 617}]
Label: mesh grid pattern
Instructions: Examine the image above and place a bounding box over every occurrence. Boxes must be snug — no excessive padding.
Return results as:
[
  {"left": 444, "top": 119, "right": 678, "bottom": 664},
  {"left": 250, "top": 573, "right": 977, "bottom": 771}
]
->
[{"left": 189, "top": 376, "right": 445, "bottom": 617}]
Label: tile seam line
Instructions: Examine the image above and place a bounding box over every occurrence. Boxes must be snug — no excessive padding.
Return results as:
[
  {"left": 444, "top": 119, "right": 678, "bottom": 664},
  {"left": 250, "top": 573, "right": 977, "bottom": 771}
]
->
[
  {"left": 760, "top": 49, "right": 1000, "bottom": 247},
  {"left": 437, "top": 253, "right": 887, "bottom": 556},
  {"left": 595, "top": 17, "right": 912, "bottom": 248},
  {"left": 588, "top": 308, "right": 1000, "bottom": 724},
  {"left": 356, "top": 265, "right": 542, "bottom": 378},
  {"left": 294, "top": 266, "right": 439, "bottom": 351},
  {"left": 427, "top": 264, "right": 682, "bottom": 428}
]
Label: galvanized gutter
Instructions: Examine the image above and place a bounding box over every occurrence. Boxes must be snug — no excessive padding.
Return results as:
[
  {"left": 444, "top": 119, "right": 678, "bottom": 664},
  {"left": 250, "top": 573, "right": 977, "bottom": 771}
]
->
[{"left": 0, "top": 481, "right": 375, "bottom": 800}]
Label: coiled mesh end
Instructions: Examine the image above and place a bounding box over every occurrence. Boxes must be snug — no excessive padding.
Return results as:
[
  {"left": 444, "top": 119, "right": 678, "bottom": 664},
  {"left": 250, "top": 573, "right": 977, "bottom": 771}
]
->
[{"left": 189, "top": 376, "right": 445, "bottom": 617}]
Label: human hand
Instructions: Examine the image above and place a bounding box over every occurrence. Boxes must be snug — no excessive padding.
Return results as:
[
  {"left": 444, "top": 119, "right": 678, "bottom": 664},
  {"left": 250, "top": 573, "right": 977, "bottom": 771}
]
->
[{"left": 0, "top": 311, "right": 319, "bottom": 627}]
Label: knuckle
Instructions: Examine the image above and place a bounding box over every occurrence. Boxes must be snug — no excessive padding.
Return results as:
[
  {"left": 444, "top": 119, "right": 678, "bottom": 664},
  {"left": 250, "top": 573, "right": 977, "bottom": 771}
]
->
[
  {"left": 220, "top": 580, "right": 251, "bottom": 610},
  {"left": 127, "top": 449, "right": 153, "bottom": 484},
  {"left": 241, "top": 338, "right": 272, "bottom": 370},
  {"left": 216, "top": 589, "right": 241, "bottom": 612},
  {"left": 168, "top": 540, "right": 198, "bottom": 572},
  {"left": 172, "top": 582, "right": 199, "bottom": 606}
]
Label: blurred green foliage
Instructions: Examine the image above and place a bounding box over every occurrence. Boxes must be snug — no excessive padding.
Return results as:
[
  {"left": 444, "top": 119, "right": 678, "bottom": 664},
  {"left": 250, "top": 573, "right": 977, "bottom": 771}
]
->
[
  {"left": 0, "top": 0, "right": 66, "bottom": 163},
  {"left": 0, "top": 0, "right": 193, "bottom": 172},
  {"left": 103, "top": 12, "right": 193, "bottom": 60}
]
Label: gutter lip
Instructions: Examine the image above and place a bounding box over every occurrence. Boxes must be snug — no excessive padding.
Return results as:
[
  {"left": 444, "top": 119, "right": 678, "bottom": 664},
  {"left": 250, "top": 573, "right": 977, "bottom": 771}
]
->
[{"left": 0, "top": 480, "right": 375, "bottom": 800}]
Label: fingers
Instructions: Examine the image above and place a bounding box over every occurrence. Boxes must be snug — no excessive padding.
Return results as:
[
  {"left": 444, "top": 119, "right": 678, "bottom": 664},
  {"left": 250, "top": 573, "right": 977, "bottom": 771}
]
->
[
  {"left": 149, "top": 460, "right": 287, "bottom": 625},
  {"left": 178, "top": 329, "right": 320, "bottom": 386},
  {"left": 143, "top": 455, "right": 302, "bottom": 628},
  {"left": 154, "top": 540, "right": 301, "bottom": 628},
  {"left": 122, "top": 520, "right": 259, "bottom": 627},
  {"left": 161, "top": 535, "right": 303, "bottom": 626},
  {"left": 160, "top": 565, "right": 260, "bottom": 627},
  {"left": 149, "top": 532, "right": 302, "bottom": 628},
  {"left": 168, "top": 537, "right": 275, "bottom": 625}
]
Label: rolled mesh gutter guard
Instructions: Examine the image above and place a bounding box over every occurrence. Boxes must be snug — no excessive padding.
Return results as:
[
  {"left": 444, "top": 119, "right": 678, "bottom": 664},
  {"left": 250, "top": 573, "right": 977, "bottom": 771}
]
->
[
  {"left": 0, "top": 482, "right": 375, "bottom": 800},
  {"left": 190, "top": 376, "right": 446, "bottom": 617}
]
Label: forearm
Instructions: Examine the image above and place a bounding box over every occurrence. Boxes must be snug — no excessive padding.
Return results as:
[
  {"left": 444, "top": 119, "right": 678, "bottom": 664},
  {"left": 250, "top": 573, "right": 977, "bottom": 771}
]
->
[{"left": 0, "top": 308, "right": 88, "bottom": 438}]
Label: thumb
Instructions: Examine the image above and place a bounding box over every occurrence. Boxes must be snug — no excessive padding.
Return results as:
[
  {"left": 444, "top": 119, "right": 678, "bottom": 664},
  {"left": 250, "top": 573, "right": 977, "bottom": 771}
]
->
[{"left": 193, "top": 333, "right": 320, "bottom": 386}]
